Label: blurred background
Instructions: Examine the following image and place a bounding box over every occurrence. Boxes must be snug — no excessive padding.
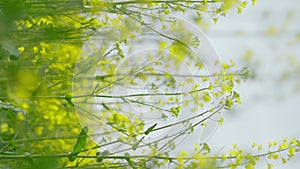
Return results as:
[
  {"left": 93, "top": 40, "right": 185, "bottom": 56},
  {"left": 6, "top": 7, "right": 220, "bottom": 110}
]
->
[
  {"left": 1, "top": 0, "right": 299, "bottom": 168},
  {"left": 205, "top": 0, "right": 300, "bottom": 168}
]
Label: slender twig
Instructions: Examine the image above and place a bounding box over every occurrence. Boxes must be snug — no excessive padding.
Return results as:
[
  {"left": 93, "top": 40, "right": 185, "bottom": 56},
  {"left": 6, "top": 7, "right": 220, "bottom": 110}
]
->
[
  {"left": 109, "top": 104, "right": 224, "bottom": 155},
  {"left": 36, "top": 87, "right": 209, "bottom": 99},
  {"left": 71, "top": 72, "right": 242, "bottom": 80},
  {"left": 108, "top": 0, "right": 223, "bottom": 5},
  {"left": 0, "top": 147, "right": 292, "bottom": 161}
]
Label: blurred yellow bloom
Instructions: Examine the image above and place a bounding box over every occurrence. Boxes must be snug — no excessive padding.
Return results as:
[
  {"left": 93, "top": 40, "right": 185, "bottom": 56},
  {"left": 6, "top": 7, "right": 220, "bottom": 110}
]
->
[
  {"left": 17, "top": 112, "right": 25, "bottom": 121},
  {"left": 18, "top": 46, "right": 25, "bottom": 52},
  {"left": 33, "top": 46, "right": 39, "bottom": 53},
  {"left": 35, "top": 126, "right": 44, "bottom": 136},
  {"left": 1, "top": 123, "right": 9, "bottom": 132}
]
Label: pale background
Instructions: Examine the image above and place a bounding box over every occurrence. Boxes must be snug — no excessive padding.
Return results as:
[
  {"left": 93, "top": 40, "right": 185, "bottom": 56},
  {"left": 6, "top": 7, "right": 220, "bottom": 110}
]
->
[{"left": 204, "top": 0, "right": 300, "bottom": 168}]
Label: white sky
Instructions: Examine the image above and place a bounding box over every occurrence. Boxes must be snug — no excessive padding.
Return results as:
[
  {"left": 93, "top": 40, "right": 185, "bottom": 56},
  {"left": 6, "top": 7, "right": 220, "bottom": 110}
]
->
[{"left": 205, "top": 0, "right": 300, "bottom": 168}]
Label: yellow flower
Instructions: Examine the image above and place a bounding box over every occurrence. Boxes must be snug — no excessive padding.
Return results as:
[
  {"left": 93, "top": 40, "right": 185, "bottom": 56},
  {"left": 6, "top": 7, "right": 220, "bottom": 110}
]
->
[
  {"left": 17, "top": 112, "right": 25, "bottom": 121},
  {"left": 18, "top": 46, "right": 25, "bottom": 52},
  {"left": 1, "top": 123, "right": 9, "bottom": 132},
  {"left": 33, "top": 46, "right": 39, "bottom": 53}
]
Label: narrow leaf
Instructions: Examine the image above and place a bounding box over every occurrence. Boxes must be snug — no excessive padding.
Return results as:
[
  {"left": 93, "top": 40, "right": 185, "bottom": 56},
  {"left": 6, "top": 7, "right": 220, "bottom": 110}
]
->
[
  {"left": 144, "top": 123, "right": 157, "bottom": 135},
  {"left": 65, "top": 94, "right": 74, "bottom": 108},
  {"left": 68, "top": 126, "right": 88, "bottom": 162},
  {"left": 132, "top": 136, "right": 145, "bottom": 150}
]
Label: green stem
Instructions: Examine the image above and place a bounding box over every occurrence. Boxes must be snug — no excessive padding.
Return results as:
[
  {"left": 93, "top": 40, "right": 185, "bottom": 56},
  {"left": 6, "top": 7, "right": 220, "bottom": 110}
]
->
[{"left": 36, "top": 87, "right": 209, "bottom": 99}]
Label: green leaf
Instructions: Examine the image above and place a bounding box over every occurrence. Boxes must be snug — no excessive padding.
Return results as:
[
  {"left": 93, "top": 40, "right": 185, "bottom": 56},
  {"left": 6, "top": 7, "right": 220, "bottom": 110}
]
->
[
  {"left": 132, "top": 136, "right": 145, "bottom": 150},
  {"left": 68, "top": 126, "right": 88, "bottom": 162},
  {"left": 144, "top": 123, "right": 157, "bottom": 135},
  {"left": 65, "top": 94, "right": 74, "bottom": 108}
]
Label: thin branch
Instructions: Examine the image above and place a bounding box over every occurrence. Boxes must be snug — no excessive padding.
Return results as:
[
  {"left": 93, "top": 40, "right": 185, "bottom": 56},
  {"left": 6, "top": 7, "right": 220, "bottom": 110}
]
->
[
  {"left": 0, "top": 147, "right": 292, "bottom": 161},
  {"left": 36, "top": 87, "right": 209, "bottom": 99}
]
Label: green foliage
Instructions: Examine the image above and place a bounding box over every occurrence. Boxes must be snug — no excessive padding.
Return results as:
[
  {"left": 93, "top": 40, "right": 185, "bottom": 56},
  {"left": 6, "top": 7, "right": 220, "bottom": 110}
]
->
[
  {"left": 144, "top": 123, "right": 158, "bottom": 135},
  {"left": 0, "top": 0, "right": 299, "bottom": 169},
  {"left": 69, "top": 127, "right": 88, "bottom": 162}
]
